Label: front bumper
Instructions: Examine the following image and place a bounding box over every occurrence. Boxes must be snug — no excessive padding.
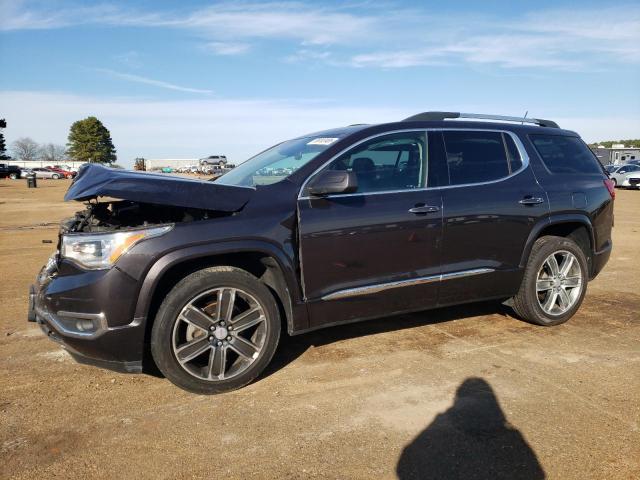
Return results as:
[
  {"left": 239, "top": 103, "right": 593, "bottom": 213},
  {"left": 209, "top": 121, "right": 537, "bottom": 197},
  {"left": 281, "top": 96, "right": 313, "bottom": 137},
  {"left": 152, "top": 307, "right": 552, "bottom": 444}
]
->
[
  {"left": 28, "top": 255, "right": 146, "bottom": 373},
  {"left": 620, "top": 177, "right": 640, "bottom": 188}
]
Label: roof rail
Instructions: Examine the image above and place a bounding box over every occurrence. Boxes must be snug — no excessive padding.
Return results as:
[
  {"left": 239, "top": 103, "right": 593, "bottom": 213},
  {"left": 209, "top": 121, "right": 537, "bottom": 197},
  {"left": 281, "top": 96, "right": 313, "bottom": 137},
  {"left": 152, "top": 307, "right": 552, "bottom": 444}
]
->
[{"left": 402, "top": 111, "right": 559, "bottom": 128}]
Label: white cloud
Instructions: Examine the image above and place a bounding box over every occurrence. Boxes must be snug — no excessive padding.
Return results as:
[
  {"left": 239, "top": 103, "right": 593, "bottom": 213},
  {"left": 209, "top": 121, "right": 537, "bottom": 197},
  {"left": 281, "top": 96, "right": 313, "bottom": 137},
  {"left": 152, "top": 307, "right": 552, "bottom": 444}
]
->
[
  {"left": 2, "top": 90, "right": 638, "bottom": 168},
  {"left": 0, "top": 0, "right": 132, "bottom": 31},
  {"left": 96, "top": 69, "right": 213, "bottom": 94},
  {"left": 0, "top": 90, "right": 406, "bottom": 166},
  {"left": 172, "top": 2, "right": 377, "bottom": 46},
  {"left": 3, "top": 2, "right": 639, "bottom": 70},
  {"left": 203, "top": 42, "right": 251, "bottom": 56}
]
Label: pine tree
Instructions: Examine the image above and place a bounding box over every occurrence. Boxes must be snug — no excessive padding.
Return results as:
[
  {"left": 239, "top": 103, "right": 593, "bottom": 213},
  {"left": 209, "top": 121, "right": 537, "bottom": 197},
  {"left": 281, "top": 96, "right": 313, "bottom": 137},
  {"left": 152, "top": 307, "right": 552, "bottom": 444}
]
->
[
  {"left": 0, "top": 119, "right": 9, "bottom": 160},
  {"left": 66, "top": 116, "right": 117, "bottom": 164}
]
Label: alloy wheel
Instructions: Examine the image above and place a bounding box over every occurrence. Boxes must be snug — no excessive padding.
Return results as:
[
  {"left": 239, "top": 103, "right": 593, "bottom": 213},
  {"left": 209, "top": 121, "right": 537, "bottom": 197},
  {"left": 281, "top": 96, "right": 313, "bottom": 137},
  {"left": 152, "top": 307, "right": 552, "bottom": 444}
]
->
[
  {"left": 171, "top": 287, "right": 268, "bottom": 381},
  {"left": 536, "top": 250, "right": 583, "bottom": 316}
]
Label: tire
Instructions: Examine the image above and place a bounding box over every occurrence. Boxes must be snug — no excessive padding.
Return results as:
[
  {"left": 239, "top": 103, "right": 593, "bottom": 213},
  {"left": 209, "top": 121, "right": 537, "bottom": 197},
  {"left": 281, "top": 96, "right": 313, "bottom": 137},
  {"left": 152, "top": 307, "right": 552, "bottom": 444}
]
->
[
  {"left": 512, "top": 235, "right": 588, "bottom": 326},
  {"left": 151, "top": 266, "right": 281, "bottom": 394},
  {"left": 52, "top": 174, "right": 60, "bottom": 179},
  {"left": 611, "top": 178, "right": 617, "bottom": 187},
  {"left": 9, "top": 173, "right": 18, "bottom": 180}
]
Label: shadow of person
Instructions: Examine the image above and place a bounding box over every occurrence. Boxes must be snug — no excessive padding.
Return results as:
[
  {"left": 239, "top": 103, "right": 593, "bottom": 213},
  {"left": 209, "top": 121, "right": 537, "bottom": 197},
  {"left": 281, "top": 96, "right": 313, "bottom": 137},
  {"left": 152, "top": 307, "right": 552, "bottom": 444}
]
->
[{"left": 396, "top": 378, "right": 545, "bottom": 480}]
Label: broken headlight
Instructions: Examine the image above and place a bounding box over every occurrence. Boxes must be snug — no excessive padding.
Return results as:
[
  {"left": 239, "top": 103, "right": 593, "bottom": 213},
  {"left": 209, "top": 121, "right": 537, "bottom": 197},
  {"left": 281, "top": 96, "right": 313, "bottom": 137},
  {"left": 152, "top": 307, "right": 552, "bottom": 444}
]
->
[{"left": 61, "top": 225, "right": 172, "bottom": 270}]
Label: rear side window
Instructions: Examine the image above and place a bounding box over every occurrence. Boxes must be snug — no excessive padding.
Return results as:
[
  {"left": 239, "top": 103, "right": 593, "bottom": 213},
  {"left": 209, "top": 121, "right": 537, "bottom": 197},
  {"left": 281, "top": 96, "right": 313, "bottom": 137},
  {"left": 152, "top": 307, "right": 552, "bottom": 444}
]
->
[
  {"left": 442, "top": 131, "right": 521, "bottom": 185},
  {"left": 530, "top": 135, "right": 602, "bottom": 174}
]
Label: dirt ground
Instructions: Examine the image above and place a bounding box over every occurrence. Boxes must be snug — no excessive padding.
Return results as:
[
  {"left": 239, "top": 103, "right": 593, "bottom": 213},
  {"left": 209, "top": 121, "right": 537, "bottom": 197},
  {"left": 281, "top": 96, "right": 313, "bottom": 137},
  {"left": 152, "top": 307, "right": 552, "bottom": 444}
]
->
[{"left": 0, "top": 179, "right": 638, "bottom": 479}]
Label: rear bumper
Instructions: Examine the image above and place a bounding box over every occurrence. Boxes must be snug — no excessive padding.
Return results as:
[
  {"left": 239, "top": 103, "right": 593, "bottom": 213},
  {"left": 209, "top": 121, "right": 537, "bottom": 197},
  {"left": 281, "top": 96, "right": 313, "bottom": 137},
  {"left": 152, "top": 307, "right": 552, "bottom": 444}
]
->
[
  {"left": 591, "top": 240, "right": 612, "bottom": 280},
  {"left": 28, "top": 256, "right": 146, "bottom": 374}
]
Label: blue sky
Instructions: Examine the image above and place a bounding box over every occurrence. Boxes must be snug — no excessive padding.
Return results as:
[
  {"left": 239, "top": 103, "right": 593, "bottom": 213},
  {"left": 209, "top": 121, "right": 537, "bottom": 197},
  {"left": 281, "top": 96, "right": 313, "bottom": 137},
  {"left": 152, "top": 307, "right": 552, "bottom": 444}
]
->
[{"left": 1, "top": 0, "right": 639, "bottom": 166}]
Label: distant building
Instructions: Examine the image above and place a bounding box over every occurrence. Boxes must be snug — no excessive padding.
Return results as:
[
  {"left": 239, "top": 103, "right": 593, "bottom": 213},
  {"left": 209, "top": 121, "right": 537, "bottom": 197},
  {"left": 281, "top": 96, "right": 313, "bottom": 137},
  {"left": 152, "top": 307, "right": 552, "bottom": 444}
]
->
[
  {"left": 590, "top": 145, "right": 640, "bottom": 166},
  {"left": 144, "top": 158, "right": 199, "bottom": 170}
]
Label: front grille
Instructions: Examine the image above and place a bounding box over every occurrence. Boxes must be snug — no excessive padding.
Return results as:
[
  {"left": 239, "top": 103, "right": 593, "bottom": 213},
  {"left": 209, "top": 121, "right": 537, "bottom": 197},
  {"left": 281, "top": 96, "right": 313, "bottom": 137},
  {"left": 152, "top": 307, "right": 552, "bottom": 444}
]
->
[{"left": 629, "top": 178, "right": 640, "bottom": 186}]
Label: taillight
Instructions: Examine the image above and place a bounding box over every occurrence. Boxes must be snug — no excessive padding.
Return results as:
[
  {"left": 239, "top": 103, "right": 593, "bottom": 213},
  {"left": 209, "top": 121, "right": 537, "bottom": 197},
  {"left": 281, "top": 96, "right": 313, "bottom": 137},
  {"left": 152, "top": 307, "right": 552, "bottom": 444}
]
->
[{"left": 604, "top": 178, "right": 615, "bottom": 199}]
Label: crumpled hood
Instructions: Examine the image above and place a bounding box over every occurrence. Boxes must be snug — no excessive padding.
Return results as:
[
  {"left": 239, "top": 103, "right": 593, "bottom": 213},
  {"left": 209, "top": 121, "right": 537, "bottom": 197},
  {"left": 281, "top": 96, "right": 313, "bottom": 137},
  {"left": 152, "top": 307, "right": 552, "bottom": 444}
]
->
[{"left": 64, "top": 164, "right": 254, "bottom": 211}]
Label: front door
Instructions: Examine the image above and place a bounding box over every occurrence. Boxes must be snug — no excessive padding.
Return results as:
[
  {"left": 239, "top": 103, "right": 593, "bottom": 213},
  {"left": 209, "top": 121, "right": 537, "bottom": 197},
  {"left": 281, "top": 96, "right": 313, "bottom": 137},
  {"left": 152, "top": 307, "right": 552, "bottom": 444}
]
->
[{"left": 297, "top": 130, "right": 443, "bottom": 328}]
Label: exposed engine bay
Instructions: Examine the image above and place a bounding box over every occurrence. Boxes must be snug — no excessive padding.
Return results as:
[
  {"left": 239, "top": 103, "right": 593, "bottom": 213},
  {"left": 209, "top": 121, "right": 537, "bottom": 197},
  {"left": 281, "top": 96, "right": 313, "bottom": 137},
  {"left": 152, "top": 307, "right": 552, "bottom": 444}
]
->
[{"left": 61, "top": 200, "right": 227, "bottom": 233}]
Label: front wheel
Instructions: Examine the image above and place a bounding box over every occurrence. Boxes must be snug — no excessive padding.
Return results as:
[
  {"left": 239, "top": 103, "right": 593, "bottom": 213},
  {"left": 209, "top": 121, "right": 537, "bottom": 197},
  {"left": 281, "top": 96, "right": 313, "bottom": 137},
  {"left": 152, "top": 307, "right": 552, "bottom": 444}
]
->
[
  {"left": 151, "top": 266, "right": 281, "bottom": 394},
  {"left": 51, "top": 173, "right": 60, "bottom": 179},
  {"left": 512, "top": 236, "right": 588, "bottom": 326},
  {"left": 9, "top": 173, "right": 18, "bottom": 180}
]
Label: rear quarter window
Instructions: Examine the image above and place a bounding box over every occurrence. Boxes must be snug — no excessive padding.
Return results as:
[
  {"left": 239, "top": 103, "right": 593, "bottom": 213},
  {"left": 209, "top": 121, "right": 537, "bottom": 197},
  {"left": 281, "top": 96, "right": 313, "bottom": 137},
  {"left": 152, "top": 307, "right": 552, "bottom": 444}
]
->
[{"left": 530, "top": 134, "right": 602, "bottom": 175}]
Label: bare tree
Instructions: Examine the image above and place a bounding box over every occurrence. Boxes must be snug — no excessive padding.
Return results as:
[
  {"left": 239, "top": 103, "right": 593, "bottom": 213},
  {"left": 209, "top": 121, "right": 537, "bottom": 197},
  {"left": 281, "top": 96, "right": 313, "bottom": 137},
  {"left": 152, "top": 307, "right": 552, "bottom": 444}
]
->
[
  {"left": 11, "top": 137, "right": 39, "bottom": 161},
  {"left": 39, "top": 143, "right": 67, "bottom": 164}
]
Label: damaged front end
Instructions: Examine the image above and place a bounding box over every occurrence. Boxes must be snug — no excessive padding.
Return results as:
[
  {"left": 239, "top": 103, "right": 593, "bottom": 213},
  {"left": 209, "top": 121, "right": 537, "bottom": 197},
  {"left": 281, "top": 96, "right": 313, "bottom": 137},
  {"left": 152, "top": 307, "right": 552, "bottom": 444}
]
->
[
  {"left": 28, "top": 164, "right": 257, "bottom": 373},
  {"left": 61, "top": 200, "right": 225, "bottom": 233},
  {"left": 60, "top": 163, "right": 255, "bottom": 233}
]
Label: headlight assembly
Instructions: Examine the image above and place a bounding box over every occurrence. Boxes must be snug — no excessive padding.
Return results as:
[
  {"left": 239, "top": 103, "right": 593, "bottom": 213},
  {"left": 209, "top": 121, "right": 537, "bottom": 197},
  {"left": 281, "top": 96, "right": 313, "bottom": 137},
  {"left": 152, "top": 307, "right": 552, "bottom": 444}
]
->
[{"left": 61, "top": 225, "right": 172, "bottom": 270}]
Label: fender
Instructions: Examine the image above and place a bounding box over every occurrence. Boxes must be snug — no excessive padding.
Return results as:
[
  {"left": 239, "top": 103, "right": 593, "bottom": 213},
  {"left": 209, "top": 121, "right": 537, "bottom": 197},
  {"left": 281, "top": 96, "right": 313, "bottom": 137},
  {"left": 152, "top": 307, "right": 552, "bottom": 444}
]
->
[
  {"left": 132, "top": 239, "right": 308, "bottom": 333},
  {"left": 519, "top": 213, "right": 595, "bottom": 268}
]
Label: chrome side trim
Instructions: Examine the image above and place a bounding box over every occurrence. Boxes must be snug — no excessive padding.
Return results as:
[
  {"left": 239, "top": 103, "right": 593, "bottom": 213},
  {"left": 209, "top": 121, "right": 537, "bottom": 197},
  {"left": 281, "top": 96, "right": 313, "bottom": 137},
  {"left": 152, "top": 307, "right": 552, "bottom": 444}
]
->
[
  {"left": 297, "top": 128, "right": 530, "bottom": 200},
  {"left": 320, "top": 268, "right": 495, "bottom": 301}
]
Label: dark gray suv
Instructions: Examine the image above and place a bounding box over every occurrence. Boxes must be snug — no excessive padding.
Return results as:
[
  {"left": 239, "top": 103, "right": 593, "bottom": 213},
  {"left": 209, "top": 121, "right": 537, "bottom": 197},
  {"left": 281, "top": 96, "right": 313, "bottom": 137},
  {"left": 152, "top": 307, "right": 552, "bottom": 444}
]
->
[{"left": 29, "top": 112, "right": 614, "bottom": 393}]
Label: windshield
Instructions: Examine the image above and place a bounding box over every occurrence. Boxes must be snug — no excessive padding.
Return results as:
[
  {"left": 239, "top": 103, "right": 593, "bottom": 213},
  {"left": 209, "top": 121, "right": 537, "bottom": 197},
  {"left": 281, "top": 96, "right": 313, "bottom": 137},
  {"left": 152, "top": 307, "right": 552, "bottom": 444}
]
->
[{"left": 214, "top": 135, "right": 344, "bottom": 187}]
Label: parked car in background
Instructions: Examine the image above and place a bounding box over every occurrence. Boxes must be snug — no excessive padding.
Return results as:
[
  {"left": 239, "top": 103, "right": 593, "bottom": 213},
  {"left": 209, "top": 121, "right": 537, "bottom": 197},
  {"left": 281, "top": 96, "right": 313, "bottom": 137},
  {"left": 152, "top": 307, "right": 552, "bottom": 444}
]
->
[
  {"left": 609, "top": 164, "right": 640, "bottom": 186},
  {"left": 46, "top": 166, "right": 75, "bottom": 179},
  {"left": 20, "top": 168, "right": 34, "bottom": 178},
  {"left": 31, "top": 167, "right": 64, "bottom": 179},
  {"left": 29, "top": 111, "right": 614, "bottom": 394},
  {"left": 604, "top": 165, "right": 618, "bottom": 174},
  {"left": 52, "top": 164, "right": 80, "bottom": 174},
  {"left": 0, "top": 163, "right": 22, "bottom": 179},
  {"left": 626, "top": 173, "right": 640, "bottom": 189},
  {"left": 200, "top": 155, "right": 227, "bottom": 166}
]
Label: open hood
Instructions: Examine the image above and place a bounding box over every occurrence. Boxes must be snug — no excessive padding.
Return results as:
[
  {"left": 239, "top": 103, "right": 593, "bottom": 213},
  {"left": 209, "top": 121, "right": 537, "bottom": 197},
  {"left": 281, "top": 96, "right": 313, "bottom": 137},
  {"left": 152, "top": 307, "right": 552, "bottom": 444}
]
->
[{"left": 64, "top": 164, "right": 254, "bottom": 212}]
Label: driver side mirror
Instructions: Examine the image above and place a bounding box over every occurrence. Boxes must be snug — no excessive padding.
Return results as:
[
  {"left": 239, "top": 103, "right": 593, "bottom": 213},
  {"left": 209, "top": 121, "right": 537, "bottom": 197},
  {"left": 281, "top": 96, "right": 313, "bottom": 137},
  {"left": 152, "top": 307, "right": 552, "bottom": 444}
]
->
[{"left": 307, "top": 170, "right": 358, "bottom": 197}]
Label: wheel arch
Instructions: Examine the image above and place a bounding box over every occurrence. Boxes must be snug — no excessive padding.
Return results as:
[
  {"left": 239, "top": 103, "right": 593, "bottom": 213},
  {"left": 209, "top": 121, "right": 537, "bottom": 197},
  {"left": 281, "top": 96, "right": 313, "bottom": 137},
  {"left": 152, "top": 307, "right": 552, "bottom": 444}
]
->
[
  {"left": 135, "top": 242, "right": 305, "bottom": 352},
  {"left": 520, "top": 214, "right": 595, "bottom": 271}
]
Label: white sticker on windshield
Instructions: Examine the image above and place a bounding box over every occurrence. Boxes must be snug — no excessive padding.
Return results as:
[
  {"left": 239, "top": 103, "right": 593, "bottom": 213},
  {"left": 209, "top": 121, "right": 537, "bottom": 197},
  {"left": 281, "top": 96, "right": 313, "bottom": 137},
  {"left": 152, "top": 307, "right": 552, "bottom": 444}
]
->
[{"left": 307, "top": 137, "right": 338, "bottom": 146}]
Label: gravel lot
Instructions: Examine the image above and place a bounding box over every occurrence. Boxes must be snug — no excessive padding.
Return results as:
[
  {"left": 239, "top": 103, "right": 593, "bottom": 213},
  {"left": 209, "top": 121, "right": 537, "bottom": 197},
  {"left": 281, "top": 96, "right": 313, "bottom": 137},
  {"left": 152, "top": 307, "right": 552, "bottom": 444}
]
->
[{"left": 1, "top": 179, "right": 638, "bottom": 479}]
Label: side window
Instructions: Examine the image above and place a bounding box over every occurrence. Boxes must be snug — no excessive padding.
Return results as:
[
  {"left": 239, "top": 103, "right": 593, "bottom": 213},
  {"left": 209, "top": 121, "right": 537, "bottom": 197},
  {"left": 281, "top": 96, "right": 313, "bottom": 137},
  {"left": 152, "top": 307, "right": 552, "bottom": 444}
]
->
[
  {"left": 442, "top": 131, "right": 514, "bottom": 185},
  {"left": 323, "top": 131, "right": 427, "bottom": 194},
  {"left": 530, "top": 134, "right": 603, "bottom": 174}
]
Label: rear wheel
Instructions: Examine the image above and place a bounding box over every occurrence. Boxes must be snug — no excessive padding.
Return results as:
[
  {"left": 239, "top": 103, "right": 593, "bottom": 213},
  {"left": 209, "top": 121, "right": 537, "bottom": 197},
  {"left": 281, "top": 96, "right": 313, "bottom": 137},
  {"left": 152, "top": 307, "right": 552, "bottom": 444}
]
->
[
  {"left": 512, "top": 236, "right": 588, "bottom": 326},
  {"left": 611, "top": 178, "right": 617, "bottom": 187},
  {"left": 151, "top": 266, "right": 281, "bottom": 394},
  {"left": 52, "top": 173, "right": 60, "bottom": 179}
]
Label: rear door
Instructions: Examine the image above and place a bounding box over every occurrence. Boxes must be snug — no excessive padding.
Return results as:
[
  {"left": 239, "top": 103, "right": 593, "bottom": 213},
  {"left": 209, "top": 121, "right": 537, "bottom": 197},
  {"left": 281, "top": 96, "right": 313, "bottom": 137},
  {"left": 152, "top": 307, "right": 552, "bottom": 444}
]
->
[
  {"left": 298, "top": 130, "right": 443, "bottom": 327},
  {"left": 432, "top": 129, "right": 549, "bottom": 305}
]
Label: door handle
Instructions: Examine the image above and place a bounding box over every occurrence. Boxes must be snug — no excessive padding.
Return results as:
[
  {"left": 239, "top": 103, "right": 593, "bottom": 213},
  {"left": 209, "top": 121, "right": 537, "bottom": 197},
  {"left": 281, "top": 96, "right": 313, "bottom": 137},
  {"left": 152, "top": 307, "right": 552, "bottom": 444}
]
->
[
  {"left": 408, "top": 205, "right": 440, "bottom": 214},
  {"left": 519, "top": 196, "right": 544, "bottom": 206}
]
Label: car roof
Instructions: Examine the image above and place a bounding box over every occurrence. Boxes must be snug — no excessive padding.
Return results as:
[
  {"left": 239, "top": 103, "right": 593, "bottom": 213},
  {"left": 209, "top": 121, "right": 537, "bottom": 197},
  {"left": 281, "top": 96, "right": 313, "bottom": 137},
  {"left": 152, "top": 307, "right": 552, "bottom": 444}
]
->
[{"left": 295, "top": 115, "right": 577, "bottom": 143}]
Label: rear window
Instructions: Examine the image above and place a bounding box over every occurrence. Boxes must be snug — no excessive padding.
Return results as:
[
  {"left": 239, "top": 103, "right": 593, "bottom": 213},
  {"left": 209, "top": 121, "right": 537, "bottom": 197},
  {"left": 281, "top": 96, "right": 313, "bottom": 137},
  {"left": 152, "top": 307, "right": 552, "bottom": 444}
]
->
[{"left": 530, "top": 135, "right": 602, "bottom": 174}]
